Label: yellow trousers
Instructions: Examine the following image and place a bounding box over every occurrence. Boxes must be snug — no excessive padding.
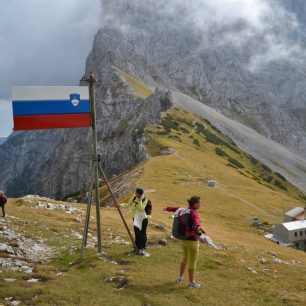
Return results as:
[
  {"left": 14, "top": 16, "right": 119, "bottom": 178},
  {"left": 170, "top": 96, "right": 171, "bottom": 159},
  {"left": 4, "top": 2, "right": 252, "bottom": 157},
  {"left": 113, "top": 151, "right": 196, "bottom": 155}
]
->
[{"left": 181, "top": 240, "right": 200, "bottom": 269}]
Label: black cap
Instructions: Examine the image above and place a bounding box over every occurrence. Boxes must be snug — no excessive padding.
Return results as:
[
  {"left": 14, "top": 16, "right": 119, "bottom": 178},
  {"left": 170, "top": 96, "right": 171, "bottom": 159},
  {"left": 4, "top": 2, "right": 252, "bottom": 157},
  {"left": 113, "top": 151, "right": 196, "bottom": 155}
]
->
[{"left": 136, "top": 188, "right": 144, "bottom": 195}]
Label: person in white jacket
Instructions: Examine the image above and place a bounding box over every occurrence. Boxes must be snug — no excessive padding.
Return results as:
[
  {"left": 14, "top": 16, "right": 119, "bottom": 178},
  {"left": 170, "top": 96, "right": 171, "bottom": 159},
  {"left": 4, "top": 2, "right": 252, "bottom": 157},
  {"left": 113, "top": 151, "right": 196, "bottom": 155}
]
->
[{"left": 121, "top": 188, "right": 149, "bottom": 257}]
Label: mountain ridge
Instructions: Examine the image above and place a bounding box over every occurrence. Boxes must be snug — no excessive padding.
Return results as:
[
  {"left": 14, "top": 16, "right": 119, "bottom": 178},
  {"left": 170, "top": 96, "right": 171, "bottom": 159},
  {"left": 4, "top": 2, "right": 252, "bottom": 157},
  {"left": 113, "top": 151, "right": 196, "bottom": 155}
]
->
[
  {"left": 97, "top": 0, "right": 306, "bottom": 158},
  {"left": 1, "top": 0, "right": 306, "bottom": 198}
]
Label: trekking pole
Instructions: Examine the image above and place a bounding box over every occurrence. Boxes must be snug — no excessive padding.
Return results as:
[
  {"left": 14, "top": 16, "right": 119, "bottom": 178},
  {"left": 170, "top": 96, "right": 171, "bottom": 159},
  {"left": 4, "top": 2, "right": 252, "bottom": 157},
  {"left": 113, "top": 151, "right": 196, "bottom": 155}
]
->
[{"left": 98, "top": 163, "right": 138, "bottom": 252}]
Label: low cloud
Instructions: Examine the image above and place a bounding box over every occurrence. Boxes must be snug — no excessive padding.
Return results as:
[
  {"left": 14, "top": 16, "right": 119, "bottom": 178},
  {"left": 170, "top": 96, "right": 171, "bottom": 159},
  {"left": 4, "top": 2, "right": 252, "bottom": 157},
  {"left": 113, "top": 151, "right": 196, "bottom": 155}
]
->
[{"left": 101, "top": 0, "right": 304, "bottom": 71}]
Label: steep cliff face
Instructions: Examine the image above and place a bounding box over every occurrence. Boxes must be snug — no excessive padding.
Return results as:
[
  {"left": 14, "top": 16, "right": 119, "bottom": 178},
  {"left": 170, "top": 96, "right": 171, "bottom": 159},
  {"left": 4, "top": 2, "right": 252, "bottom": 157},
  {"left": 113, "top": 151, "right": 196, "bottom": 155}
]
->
[{"left": 0, "top": 69, "right": 172, "bottom": 198}]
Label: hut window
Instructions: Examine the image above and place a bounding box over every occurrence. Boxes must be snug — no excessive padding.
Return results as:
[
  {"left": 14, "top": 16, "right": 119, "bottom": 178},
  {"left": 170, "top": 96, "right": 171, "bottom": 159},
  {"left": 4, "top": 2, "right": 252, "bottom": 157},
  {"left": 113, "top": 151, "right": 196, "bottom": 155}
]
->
[
  {"left": 300, "top": 231, "right": 303, "bottom": 236},
  {"left": 294, "top": 232, "right": 297, "bottom": 237}
]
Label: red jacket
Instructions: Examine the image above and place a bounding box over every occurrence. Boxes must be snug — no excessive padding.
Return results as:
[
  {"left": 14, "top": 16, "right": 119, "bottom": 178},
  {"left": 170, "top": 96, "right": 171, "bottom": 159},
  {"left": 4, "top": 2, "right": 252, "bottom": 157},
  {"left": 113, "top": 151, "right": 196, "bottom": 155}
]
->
[
  {"left": 0, "top": 195, "right": 7, "bottom": 205},
  {"left": 166, "top": 206, "right": 201, "bottom": 232}
]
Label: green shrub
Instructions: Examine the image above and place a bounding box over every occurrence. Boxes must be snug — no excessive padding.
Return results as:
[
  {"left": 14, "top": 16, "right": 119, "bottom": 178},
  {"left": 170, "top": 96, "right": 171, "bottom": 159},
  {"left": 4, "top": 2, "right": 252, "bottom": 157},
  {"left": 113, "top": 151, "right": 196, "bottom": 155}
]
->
[
  {"left": 180, "top": 127, "right": 189, "bottom": 134},
  {"left": 170, "top": 115, "right": 193, "bottom": 127},
  {"left": 239, "top": 171, "right": 248, "bottom": 178},
  {"left": 195, "top": 122, "right": 205, "bottom": 133},
  {"left": 156, "top": 130, "right": 169, "bottom": 136},
  {"left": 224, "top": 143, "right": 240, "bottom": 154},
  {"left": 227, "top": 163, "right": 238, "bottom": 169},
  {"left": 203, "top": 130, "right": 223, "bottom": 145},
  {"left": 228, "top": 157, "right": 244, "bottom": 169},
  {"left": 164, "top": 114, "right": 176, "bottom": 121},
  {"left": 162, "top": 115, "right": 180, "bottom": 131},
  {"left": 275, "top": 172, "right": 286, "bottom": 181},
  {"left": 198, "top": 126, "right": 240, "bottom": 154},
  {"left": 274, "top": 180, "right": 288, "bottom": 191},
  {"left": 169, "top": 135, "right": 181, "bottom": 141},
  {"left": 215, "top": 147, "right": 229, "bottom": 157},
  {"left": 193, "top": 139, "right": 200, "bottom": 147},
  {"left": 261, "top": 163, "right": 272, "bottom": 172},
  {"left": 262, "top": 176, "right": 274, "bottom": 183}
]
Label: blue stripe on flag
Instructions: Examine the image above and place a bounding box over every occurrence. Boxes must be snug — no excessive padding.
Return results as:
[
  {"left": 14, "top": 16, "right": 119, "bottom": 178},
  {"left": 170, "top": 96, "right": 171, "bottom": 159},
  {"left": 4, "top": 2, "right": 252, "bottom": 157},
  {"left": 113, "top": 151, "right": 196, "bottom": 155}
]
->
[{"left": 12, "top": 99, "right": 91, "bottom": 116}]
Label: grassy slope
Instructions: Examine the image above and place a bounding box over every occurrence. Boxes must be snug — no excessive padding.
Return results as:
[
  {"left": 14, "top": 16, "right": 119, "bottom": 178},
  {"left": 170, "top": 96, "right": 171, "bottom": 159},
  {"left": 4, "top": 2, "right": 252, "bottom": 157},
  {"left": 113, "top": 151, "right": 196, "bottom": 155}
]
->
[
  {"left": 114, "top": 68, "right": 153, "bottom": 99},
  {"left": 1, "top": 108, "right": 306, "bottom": 306}
]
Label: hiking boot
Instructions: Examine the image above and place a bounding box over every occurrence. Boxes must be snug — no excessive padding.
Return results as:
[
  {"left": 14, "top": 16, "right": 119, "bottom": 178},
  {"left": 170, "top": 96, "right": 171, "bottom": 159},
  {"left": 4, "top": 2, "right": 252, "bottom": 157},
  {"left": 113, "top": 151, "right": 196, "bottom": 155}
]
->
[
  {"left": 176, "top": 277, "right": 184, "bottom": 284},
  {"left": 188, "top": 281, "right": 202, "bottom": 289},
  {"left": 140, "top": 249, "right": 150, "bottom": 257}
]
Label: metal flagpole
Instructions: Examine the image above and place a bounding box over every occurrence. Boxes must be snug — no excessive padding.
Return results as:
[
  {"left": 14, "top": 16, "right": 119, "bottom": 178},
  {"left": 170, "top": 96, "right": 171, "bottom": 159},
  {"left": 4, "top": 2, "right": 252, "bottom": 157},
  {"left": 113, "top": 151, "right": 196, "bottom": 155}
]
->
[
  {"left": 98, "top": 163, "right": 138, "bottom": 252},
  {"left": 88, "top": 72, "right": 102, "bottom": 254}
]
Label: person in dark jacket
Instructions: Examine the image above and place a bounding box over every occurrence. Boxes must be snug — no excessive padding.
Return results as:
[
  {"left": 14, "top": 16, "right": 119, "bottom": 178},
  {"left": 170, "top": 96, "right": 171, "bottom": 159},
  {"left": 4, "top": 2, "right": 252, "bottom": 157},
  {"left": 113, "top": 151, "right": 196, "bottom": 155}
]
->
[{"left": 0, "top": 191, "right": 8, "bottom": 218}]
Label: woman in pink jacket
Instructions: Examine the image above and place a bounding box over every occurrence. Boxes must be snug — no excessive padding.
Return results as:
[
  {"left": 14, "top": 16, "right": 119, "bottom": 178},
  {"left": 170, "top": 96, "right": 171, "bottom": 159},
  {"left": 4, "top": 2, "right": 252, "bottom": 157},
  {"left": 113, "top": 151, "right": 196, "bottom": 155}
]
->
[{"left": 165, "top": 196, "right": 206, "bottom": 289}]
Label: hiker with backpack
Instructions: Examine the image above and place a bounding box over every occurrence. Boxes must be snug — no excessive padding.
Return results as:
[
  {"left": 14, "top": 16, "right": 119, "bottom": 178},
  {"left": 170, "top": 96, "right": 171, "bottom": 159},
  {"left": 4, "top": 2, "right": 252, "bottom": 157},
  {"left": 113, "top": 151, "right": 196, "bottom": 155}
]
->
[
  {"left": 0, "top": 191, "right": 8, "bottom": 218},
  {"left": 121, "top": 188, "right": 152, "bottom": 257},
  {"left": 165, "top": 196, "right": 205, "bottom": 289}
]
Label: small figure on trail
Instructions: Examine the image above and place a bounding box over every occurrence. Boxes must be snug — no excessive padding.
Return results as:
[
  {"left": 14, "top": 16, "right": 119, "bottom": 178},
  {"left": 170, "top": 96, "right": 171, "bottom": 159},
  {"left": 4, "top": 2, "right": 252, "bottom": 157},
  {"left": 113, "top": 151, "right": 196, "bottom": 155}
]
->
[
  {"left": 121, "top": 188, "right": 152, "bottom": 257},
  {"left": 165, "top": 196, "right": 206, "bottom": 289},
  {"left": 0, "top": 191, "right": 8, "bottom": 218}
]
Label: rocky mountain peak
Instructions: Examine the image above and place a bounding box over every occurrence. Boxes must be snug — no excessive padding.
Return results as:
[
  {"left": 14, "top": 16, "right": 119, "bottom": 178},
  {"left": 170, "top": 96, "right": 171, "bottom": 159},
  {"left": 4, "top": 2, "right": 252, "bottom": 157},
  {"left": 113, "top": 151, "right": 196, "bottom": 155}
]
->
[{"left": 1, "top": 0, "right": 306, "bottom": 198}]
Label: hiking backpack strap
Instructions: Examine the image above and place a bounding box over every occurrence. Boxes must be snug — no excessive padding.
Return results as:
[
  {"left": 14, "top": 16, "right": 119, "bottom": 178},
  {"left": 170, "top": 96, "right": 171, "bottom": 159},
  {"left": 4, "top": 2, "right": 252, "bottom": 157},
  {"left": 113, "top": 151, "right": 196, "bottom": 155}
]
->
[{"left": 178, "top": 209, "right": 197, "bottom": 239}]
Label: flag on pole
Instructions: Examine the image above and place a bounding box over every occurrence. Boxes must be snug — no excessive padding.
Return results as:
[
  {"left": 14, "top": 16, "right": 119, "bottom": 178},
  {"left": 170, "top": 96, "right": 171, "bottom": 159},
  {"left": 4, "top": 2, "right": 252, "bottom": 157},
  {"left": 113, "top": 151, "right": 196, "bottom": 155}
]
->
[{"left": 12, "top": 86, "right": 91, "bottom": 130}]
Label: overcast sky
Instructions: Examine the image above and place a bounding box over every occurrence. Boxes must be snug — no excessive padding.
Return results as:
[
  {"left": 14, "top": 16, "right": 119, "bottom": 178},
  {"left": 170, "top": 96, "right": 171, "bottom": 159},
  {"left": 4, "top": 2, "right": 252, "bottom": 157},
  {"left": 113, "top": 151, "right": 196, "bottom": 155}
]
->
[{"left": 0, "top": 0, "right": 101, "bottom": 137}]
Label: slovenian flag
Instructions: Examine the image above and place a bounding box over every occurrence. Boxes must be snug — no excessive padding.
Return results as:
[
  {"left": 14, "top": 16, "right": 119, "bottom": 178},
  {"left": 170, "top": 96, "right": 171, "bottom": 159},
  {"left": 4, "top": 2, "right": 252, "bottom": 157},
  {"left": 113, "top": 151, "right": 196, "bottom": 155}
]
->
[{"left": 12, "top": 86, "right": 91, "bottom": 130}]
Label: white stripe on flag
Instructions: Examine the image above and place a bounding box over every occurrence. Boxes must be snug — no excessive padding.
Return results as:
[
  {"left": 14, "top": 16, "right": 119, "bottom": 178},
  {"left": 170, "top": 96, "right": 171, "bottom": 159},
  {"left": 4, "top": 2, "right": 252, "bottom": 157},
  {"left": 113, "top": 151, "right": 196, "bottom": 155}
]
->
[{"left": 12, "top": 86, "right": 89, "bottom": 101}]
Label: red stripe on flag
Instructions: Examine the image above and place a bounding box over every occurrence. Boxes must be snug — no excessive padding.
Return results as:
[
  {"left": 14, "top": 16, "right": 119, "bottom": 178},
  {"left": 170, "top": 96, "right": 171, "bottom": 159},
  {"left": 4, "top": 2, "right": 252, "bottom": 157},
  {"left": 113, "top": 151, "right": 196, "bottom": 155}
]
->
[{"left": 14, "top": 114, "right": 91, "bottom": 130}]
